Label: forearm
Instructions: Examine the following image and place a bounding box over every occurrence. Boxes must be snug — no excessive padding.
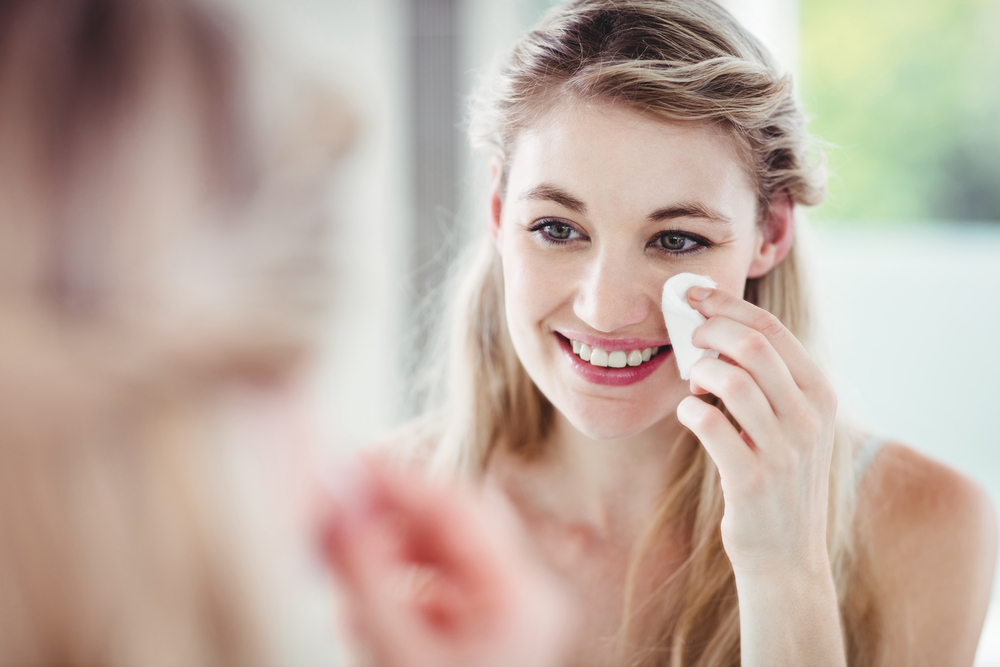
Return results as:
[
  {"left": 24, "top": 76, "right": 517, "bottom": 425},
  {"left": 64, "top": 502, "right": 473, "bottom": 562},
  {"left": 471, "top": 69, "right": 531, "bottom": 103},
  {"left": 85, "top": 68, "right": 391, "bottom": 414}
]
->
[{"left": 734, "top": 565, "right": 847, "bottom": 667}]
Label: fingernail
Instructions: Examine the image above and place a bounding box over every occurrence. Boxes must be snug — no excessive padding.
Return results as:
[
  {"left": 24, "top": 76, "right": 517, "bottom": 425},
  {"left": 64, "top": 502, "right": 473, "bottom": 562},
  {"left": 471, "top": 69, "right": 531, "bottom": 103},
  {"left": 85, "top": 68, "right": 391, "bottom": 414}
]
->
[{"left": 688, "top": 286, "right": 712, "bottom": 302}]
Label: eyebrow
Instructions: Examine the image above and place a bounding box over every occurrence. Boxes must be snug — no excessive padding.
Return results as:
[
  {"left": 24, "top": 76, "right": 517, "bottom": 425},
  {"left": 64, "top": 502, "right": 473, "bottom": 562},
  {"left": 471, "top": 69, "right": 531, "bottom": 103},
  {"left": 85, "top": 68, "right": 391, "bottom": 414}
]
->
[
  {"left": 517, "top": 184, "right": 587, "bottom": 214},
  {"left": 648, "top": 203, "right": 732, "bottom": 224},
  {"left": 518, "top": 183, "right": 732, "bottom": 225}
]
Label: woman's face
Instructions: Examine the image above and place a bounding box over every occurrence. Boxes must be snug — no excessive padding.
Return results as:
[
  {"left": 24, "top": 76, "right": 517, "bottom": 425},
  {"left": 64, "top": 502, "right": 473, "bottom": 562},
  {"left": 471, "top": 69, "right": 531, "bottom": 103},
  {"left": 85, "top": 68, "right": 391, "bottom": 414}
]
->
[{"left": 491, "top": 101, "right": 784, "bottom": 440}]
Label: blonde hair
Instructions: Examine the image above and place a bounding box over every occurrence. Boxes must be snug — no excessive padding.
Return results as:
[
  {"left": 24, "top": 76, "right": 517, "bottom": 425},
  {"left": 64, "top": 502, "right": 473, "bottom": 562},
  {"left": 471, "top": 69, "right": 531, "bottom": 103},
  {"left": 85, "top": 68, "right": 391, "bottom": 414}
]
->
[
  {"left": 418, "top": 1, "right": 881, "bottom": 664},
  {"left": 0, "top": 0, "right": 343, "bottom": 664}
]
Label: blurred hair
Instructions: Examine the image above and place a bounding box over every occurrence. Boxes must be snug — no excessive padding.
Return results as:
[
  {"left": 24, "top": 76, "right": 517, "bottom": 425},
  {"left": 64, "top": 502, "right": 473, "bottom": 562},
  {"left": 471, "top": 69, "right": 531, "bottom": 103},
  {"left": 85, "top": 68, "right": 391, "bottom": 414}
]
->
[
  {"left": 0, "top": 0, "right": 347, "bottom": 664},
  {"left": 412, "top": 1, "right": 882, "bottom": 665}
]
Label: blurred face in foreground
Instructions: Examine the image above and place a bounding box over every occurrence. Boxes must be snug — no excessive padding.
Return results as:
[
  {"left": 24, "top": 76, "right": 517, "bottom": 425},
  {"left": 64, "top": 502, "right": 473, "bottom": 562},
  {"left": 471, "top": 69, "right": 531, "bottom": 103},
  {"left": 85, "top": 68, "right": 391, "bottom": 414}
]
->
[{"left": 491, "top": 101, "right": 786, "bottom": 440}]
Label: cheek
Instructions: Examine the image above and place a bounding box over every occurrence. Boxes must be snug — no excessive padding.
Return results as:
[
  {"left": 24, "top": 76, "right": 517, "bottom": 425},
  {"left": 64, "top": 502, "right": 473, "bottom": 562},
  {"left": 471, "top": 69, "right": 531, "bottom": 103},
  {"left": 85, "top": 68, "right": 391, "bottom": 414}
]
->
[
  {"left": 689, "top": 238, "right": 761, "bottom": 297},
  {"left": 712, "top": 265, "right": 753, "bottom": 299},
  {"left": 500, "top": 240, "right": 566, "bottom": 333}
]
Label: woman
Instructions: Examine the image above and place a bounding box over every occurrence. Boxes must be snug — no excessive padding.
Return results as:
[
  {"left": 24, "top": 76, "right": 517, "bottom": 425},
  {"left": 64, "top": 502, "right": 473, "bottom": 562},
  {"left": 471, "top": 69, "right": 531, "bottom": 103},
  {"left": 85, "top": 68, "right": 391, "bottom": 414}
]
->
[
  {"left": 0, "top": 0, "right": 570, "bottom": 665},
  {"left": 404, "top": 0, "right": 997, "bottom": 664}
]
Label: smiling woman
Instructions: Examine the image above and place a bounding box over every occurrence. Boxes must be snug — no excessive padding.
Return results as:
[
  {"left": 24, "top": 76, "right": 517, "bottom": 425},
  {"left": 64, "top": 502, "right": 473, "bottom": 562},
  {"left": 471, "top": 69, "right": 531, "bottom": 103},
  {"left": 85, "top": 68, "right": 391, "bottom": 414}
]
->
[
  {"left": 390, "top": 1, "right": 998, "bottom": 666},
  {"left": 494, "top": 106, "right": 784, "bottom": 439}
]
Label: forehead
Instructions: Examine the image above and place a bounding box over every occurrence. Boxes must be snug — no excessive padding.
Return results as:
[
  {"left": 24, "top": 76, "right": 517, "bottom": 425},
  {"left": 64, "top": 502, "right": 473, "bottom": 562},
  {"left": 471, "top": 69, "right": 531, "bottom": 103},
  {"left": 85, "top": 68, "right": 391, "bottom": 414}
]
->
[{"left": 505, "top": 101, "right": 757, "bottom": 222}]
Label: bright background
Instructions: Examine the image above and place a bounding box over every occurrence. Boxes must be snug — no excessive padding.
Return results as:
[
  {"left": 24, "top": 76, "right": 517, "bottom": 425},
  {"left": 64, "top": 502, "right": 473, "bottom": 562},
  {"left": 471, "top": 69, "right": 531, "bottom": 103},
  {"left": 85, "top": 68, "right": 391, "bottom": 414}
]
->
[{"left": 229, "top": 0, "right": 1000, "bottom": 661}]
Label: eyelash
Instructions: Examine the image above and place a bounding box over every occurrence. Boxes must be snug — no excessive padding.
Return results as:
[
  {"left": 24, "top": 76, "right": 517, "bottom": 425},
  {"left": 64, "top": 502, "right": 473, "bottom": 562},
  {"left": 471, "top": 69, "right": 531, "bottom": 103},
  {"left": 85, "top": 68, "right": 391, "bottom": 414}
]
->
[
  {"left": 527, "top": 219, "right": 712, "bottom": 256},
  {"left": 650, "top": 230, "right": 713, "bottom": 256},
  {"left": 528, "top": 219, "right": 583, "bottom": 244}
]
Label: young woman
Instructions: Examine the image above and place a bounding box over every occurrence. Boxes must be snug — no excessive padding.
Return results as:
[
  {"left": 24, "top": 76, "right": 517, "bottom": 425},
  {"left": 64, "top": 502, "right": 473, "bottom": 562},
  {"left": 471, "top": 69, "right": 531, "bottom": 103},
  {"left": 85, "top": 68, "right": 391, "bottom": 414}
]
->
[
  {"left": 0, "top": 1, "right": 570, "bottom": 665},
  {"left": 403, "top": 1, "right": 998, "bottom": 665}
]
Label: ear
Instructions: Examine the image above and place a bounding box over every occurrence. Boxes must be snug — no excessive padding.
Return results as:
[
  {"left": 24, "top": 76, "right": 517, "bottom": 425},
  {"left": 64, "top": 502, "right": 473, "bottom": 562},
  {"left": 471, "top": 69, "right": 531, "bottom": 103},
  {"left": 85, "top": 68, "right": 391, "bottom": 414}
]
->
[
  {"left": 488, "top": 156, "right": 504, "bottom": 251},
  {"left": 747, "top": 194, "right": 794, "bottom": 279}
]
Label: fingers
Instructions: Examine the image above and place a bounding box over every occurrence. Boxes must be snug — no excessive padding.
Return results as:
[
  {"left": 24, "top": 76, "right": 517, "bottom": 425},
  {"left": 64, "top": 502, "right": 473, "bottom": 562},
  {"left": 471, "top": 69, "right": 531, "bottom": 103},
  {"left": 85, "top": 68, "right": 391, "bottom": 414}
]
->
[
  {"left": 318, "top": 458, "right": 528, "bottom": 667},
  {"left": 687, "top": 286, "right": 828, "bottom": 395},
  {"left": 360, "top": 460, "right": 500, "bottom": 578},
  {"left": 683, "top": 286, "right": 836, "bottom": 455},
  {"left": 320, "top": 458, "right": 507, "bottom": 613},
  {"left": 319, "top": 467, "right": 422, "bottom": 666},
  {"left": 688, "top": 356, "right": 778, "bottom": 449},
  {"left": 691, "top": 316, "right": 799, "bottom": 418},
  {"left": 676, "top": 395, "right": 753, "bottom": 473}
]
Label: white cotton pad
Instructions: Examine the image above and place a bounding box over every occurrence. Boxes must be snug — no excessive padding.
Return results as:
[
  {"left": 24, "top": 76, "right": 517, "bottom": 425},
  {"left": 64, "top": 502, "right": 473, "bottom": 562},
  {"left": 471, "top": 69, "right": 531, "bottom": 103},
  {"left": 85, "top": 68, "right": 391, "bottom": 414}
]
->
[{"left": 661, "top": 273, "right": 719, "bottom": 380}]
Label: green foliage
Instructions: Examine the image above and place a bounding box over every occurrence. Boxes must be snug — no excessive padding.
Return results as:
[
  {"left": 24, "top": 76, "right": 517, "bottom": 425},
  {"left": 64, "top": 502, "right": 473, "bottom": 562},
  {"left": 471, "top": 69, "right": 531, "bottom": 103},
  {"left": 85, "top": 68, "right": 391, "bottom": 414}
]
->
[{"left": 801, "top": 0, "right": 1000, "bottom": 222}]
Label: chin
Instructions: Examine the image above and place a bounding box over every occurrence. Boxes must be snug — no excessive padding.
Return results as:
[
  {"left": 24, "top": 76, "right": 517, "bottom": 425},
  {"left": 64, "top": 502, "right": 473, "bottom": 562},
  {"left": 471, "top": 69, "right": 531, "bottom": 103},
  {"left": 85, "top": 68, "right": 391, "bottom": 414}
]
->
[{"left": 560, "top": 398, "right": 675, "bottom": 441}]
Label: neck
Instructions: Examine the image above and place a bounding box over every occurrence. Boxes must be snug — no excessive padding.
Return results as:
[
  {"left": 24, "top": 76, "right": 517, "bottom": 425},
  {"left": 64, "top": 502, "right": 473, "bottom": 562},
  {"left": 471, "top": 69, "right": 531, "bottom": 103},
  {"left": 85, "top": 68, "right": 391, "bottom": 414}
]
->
[{"left": 491, "top": 409, "right": 691, "bottom": 543}]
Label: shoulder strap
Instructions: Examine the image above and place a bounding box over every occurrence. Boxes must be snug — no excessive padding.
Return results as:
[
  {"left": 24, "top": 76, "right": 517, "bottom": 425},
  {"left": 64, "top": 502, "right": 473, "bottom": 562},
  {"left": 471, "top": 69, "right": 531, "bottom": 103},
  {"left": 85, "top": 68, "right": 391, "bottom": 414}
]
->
[{"left": 854, "top": 434, "right": 887, "bottom": 485}]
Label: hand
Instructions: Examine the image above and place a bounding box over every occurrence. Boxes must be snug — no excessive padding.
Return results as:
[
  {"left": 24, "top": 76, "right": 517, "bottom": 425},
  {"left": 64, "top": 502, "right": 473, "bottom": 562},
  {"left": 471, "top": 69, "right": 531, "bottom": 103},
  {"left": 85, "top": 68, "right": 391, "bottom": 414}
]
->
[
  {"left": 675, "top": 286, "right": 837, "bottom": 576},
  {"left": 318, "top": 457, "right": 572, "bottom": 667}
]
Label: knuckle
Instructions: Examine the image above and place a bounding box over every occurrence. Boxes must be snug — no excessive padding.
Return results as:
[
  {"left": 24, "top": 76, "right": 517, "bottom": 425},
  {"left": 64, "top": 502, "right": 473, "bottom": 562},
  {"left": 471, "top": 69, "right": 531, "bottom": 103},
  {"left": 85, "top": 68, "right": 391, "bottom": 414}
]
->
[
  {"left": 741, "top": 466, "right": 768, "bottom": 495},
  {"left": 719, "top": 368, "right": 752, "bottom": 397},
  {"left": 693, "top": 405, "right": 720, "bottom": 432},
  {"left": 752, "top": 310, "right": 785, "bottom": 339},
  {"left": 735, "top": 330, "right": 769, "bottom": 359},
  {"left": 804, "top": 411, "right": 824, "bottom": 439},
  {"left": 774, "top": 445, "right": 802, "bottom": 473},
  {"left": 807, "top": 377, "right": 838, "bottom": 418},
  {"left": 789, "top": 399, "right": 825, "bottom": 438}
]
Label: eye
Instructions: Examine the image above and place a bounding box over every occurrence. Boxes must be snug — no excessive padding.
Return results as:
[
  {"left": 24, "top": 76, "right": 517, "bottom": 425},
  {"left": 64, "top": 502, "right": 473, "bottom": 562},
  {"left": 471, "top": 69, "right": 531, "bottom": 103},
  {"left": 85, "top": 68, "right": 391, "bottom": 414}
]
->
[
  {"left": 528, "top": 219, "right": 584, "bottom": 244},
  {"left": 544, "top": 222, "right": 575, "bottom": 240},
  {"left": 651, "top": 231, "right": 711, "bottom": 255},
  {"left": 659, "top": 234, "right": 694, "bottom": 251}
]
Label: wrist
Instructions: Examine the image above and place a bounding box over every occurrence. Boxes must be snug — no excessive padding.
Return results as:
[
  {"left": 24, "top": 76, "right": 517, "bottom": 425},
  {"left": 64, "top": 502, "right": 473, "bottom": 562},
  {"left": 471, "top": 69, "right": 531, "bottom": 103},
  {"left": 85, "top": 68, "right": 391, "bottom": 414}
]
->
[
  {"left": 733, "top": 559, "right": 847, "bottom": 667},
  {"left": 732, "top": 551, "right": 836, "bottom": 589}
]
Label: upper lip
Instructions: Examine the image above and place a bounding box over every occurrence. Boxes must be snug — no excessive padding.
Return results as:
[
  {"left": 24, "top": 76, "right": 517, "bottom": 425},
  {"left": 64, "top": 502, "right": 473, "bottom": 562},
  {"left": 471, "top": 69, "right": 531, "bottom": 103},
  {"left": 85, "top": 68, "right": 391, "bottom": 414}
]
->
[{"left": 555, "top": 331, "right": 670, "bottom": 351}]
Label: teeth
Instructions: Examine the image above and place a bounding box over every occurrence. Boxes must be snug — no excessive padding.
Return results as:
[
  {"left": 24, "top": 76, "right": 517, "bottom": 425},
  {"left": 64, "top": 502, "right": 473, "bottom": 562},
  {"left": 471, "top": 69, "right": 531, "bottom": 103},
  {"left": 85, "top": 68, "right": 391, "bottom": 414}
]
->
[{"left": 568, "top": 339, "right": 661, "bottom": 368}]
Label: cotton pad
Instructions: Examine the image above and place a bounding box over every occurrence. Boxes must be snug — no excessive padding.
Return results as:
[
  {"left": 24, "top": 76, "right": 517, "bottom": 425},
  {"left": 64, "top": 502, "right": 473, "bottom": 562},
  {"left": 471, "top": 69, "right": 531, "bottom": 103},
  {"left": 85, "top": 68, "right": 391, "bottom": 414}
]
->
[{"left": 661, "top": 273, "right": 719, "bottom": 380}]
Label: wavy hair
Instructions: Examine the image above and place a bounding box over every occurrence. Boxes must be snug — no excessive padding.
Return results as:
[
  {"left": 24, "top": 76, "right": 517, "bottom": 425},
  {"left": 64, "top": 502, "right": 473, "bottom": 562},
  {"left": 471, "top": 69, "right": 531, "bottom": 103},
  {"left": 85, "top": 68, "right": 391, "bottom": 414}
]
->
[{"left": 416, "top": 1, "right": 882, "bottom": 665}]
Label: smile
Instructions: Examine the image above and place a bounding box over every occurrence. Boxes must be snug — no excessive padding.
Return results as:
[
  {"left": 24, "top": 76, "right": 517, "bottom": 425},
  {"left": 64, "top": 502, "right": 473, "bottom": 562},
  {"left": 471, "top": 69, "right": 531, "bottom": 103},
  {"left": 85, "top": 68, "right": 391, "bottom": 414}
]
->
[
  {"left": 568, "top": 340, "right": 662, "bottom": 368},
  {"left": 556, "top": 334, "right": 671, "bottom": 387}
]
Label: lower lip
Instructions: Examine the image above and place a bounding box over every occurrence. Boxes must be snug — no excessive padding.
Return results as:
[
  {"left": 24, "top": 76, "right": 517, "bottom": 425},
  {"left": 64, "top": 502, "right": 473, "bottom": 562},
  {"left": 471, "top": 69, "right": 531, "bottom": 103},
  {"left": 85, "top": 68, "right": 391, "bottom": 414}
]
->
[{"left": 558, "top": 336, "right": 671, "bottom": 387}]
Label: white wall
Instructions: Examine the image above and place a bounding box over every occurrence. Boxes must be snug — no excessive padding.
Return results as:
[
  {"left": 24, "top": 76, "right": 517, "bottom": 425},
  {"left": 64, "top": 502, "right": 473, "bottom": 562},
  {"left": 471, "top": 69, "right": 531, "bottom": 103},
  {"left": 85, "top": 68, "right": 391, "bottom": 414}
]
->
[
  {"left": 226, "top": 0, "right": 532, "bottom": 450},
  {"left": 808, "top": 221, "right": 1000, "bottom": 664},
  {"left": 226, "top": 0, "right": 412, "bottom": 449},
  {"left": 719, "top": 0, "right": 800, "bottom": 75}
]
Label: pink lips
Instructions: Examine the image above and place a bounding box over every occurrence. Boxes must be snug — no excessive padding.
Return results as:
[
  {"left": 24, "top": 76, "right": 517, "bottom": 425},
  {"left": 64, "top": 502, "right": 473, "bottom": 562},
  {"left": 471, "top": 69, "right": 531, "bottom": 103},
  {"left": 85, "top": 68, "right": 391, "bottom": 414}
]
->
[{"left": 557, "top": 335, "right": 671, "bottom": 386}]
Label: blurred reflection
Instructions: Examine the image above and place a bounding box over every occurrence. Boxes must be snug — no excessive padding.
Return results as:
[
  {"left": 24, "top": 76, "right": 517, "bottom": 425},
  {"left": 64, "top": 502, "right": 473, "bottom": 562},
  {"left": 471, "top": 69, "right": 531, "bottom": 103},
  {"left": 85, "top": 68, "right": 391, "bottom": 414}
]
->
[{"left": 0, "top": 0, "right": 348, "bottom": 663}]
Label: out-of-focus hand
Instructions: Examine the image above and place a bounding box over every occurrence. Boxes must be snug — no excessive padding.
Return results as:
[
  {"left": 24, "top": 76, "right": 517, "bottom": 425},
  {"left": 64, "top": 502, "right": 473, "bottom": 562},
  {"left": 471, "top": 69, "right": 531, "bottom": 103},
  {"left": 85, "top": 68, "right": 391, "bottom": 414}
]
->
[{"left": 318, "top": 457, "right": 572, "bottom": 667}]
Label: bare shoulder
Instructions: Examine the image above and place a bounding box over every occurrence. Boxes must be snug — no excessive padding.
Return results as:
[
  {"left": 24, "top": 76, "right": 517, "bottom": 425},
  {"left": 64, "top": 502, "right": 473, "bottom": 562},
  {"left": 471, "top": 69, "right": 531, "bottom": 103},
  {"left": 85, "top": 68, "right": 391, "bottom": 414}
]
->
[{"left": 857, "top": 441, "right": 997, "bottom": 665}]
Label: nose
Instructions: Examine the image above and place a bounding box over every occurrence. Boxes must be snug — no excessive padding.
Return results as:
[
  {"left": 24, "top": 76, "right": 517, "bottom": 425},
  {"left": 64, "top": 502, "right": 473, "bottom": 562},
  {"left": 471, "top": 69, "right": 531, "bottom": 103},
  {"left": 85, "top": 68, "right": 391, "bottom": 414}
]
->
[{"left": 573, "top": 247, "right": 655, "bottom": 333}]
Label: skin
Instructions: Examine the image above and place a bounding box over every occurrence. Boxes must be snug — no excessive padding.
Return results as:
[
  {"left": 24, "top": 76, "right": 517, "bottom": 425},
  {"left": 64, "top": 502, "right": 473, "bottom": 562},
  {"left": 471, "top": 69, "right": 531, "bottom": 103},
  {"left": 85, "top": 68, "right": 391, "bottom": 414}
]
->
[
  {"left": 321, "top": 458, "right": 573, "bottom": 667},
  {"left": 484, "top": 99, "right": 996, "bottom": 666},
  {"left": 857, "top": 443, "right": 996, "bottom": 666}
]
